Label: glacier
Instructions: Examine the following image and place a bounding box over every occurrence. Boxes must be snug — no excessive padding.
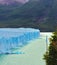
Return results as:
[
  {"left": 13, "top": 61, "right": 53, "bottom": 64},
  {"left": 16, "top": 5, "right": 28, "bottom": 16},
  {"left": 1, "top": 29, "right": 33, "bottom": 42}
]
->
[{"left": 0, "top": 28, "right": 40, "bottom": 54}]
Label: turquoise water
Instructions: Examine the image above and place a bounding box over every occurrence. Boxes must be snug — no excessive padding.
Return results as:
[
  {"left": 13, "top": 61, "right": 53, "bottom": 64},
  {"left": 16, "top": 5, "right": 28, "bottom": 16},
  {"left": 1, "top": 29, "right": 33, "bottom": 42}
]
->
[{"left": 0, "top": 33, "right": 52, "bottom": 65}]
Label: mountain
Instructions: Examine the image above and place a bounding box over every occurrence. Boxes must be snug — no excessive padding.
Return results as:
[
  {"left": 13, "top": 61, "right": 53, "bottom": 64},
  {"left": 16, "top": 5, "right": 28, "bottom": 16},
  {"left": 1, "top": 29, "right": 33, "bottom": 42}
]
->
[{"left": 0, "top": 0, "right": 57, "bottom": 32}]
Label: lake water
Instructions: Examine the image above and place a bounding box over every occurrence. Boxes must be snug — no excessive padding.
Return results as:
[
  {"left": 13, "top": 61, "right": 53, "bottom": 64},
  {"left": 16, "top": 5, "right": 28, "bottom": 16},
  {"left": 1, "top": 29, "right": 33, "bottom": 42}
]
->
[{"left": 0, "top": 32, "right": 52, "bottom": 65}]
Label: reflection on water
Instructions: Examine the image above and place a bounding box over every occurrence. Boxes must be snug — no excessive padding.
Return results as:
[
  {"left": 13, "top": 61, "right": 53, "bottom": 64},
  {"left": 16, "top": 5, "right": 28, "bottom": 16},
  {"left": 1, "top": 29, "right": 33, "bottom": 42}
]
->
[
  {"left": 0, "top": 54, "right": 7, "bottom": 63},
  {"left": 0, "top": 54, "right": 5, "bottom": 60}
]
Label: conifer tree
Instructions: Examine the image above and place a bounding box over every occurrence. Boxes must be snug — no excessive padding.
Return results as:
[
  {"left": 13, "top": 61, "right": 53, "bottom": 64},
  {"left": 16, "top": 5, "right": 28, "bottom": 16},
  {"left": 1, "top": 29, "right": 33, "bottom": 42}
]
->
[{"left": 44, "top": 31, "right": 57, "bottom": 65}]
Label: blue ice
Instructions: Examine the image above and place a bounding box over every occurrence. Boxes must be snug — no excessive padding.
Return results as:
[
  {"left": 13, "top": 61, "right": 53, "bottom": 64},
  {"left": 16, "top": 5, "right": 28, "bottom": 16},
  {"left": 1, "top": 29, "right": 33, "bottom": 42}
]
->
[{"left": 0, "top": 28, "right": 40, "bottom": 54}]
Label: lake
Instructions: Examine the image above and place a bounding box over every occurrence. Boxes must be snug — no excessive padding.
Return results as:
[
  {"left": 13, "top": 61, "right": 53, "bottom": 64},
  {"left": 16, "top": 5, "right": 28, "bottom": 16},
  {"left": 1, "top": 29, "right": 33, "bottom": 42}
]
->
[{"left": 0, "top": 32, "right": 52, "bottom": 65}]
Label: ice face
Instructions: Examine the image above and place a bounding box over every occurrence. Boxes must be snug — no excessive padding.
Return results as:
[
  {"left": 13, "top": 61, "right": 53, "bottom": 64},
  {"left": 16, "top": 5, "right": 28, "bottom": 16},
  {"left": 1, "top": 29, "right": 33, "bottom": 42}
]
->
[{"left": 0, "top": 28, "right": 40, "bottom": 54}]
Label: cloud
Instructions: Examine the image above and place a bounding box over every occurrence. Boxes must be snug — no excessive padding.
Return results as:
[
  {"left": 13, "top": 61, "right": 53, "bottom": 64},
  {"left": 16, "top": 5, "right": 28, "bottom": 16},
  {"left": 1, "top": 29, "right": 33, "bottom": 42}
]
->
[
  {"left": 0, "top": 0, "right": 29, "bottom": 4},
  {"left": 16, "top": 0, "right": 29, "bottom": 3}
]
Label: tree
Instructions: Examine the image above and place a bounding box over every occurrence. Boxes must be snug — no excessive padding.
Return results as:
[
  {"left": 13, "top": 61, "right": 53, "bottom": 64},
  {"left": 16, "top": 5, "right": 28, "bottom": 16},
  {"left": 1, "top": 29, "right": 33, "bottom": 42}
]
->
[{"left": 43, "top": 31, "right": 57, "bottom": 65}]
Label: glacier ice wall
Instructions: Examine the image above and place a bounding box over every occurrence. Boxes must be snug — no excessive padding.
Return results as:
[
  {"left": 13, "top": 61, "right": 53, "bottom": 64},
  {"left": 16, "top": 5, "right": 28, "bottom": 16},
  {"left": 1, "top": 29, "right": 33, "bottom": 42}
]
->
[{"left": 0, "top": 28, "right": 40, "bottom": 54}]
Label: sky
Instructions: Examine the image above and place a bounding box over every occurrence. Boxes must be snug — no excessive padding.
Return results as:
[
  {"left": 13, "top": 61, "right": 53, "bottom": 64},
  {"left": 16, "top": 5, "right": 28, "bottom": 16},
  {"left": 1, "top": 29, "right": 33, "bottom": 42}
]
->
[{"left": 0, "top": 0, "right": 29, "bottom": 4}]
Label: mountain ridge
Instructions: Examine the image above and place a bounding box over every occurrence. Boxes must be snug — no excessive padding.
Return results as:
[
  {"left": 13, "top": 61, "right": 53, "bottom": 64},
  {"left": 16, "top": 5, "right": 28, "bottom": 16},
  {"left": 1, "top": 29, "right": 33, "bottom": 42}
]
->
[{"left": 0, "top": 0, "right": 57, "bottom": 32}]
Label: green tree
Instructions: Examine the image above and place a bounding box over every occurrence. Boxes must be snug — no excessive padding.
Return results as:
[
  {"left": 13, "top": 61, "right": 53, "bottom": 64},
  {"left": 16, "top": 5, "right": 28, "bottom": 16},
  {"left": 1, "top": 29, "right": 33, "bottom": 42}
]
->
[{"left": 44, "top": 31, "right": 57, "bottom": 65}]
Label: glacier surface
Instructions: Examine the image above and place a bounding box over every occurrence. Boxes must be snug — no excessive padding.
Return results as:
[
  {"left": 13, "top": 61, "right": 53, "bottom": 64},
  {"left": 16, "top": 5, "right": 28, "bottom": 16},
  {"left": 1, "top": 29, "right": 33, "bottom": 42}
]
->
[{"left": 0, "top": 28, "right": 40, "bottom": 54}]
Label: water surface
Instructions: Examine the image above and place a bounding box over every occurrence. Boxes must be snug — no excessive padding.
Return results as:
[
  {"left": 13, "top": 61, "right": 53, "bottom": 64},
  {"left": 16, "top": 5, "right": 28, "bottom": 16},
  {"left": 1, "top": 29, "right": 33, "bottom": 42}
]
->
[{"left": 0, "top": 32, "right": 52, "bottom": 65}]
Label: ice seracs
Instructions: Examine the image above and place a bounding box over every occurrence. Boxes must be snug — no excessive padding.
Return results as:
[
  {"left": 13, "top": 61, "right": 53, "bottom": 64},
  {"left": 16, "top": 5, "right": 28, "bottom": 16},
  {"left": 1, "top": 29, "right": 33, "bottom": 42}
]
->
[{"left": 0, "top": 28, "right": 40, "bottom": 54}]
